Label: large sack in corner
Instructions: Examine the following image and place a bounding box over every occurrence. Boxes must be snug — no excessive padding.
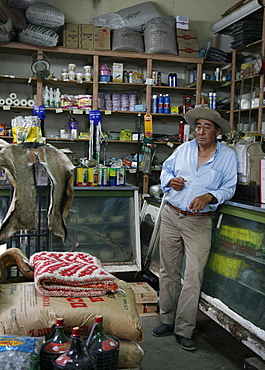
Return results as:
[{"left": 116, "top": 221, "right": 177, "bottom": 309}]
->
[{"left": 0, "top": 279, "right": 142, "bottom": 342}]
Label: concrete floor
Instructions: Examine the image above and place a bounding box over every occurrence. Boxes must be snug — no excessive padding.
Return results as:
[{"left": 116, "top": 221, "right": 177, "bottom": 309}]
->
[{"left": 138, "top": 311, "right": 257, "bottom": 370}]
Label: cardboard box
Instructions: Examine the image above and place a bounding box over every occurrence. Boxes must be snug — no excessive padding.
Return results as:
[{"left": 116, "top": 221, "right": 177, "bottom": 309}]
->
[
  {"left": 177, "top": 29, "right": 197, "bottom": 42},
  {"left": 178, "top": 42, "right": 199, "bottom": 57},
  {"left": 79, "top": 24, "right": 94, "bottom": 50},
  {"left": 113, "top": 63, "right": 123, "bottom": 82},
  {"left": 62, "top": 23, "right": 79, "bottom": 48},
  {"left": 129, "top": 282, "right": 158, "bottom": 303},
  {"left": 94, "top": 27, "right": 111, "bottom": 50},
  {"left": 136, "top": 303, "right": 158, "bottom": 316},
  {"left": 176, "top": 15, "right": 189, "bottom": 29},
  {"left": 261, "top": 159, "right": 265, "bottom": 203}
]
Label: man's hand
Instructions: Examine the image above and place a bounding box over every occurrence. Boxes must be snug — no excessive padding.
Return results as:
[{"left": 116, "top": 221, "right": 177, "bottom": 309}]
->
[
  {"left": 189, "top": 193, "right": 213, "bottom": 213},
  {"left": 168, "top": 177, "right": 187, "bottom": 191}
]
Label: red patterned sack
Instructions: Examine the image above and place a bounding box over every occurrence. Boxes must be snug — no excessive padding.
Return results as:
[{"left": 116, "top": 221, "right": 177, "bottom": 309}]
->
[{"left": 30, "top": 251, "right": 118, "bottom": 297}]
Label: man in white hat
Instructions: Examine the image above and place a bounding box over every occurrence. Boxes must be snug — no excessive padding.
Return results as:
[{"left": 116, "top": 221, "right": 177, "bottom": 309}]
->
[{"left": 152, "top": 107, "right": 238, "bottom": 351}]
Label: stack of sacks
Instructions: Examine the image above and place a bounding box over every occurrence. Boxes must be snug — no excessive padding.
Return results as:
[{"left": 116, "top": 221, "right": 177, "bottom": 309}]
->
[
  {"left": 0, "top": 0, "right": 65, "bottom": 47},
  {"left": 0, "top": 250, "right": 144, "bottom": 369}
]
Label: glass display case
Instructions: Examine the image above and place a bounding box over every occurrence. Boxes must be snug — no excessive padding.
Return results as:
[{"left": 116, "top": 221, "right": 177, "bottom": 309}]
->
[
  {"left": 51, "top": 186, "right": 141, "bottom": 273},
  {"left": 142, "top": 198, "right": 265, "bottom": 359},
  {"left": 0, "top": 185, "right": 141, "bottom": 273}
]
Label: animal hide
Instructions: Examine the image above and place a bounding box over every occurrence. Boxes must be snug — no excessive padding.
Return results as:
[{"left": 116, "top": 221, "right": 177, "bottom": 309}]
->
[
  {"left": 30, "top": 251, "right": 119, "bottom": 297},
  {"left": 0, "top": 143, "right": 74, "bottom": 243}
]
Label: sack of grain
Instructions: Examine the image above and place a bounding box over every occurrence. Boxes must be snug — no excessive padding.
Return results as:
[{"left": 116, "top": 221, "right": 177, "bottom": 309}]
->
[
  {"left": 25, "top": 1, "right": 65, "bottom": 28},
  {"left": 18, "top": 24, "right": 59, "bottom": 47},
  {"left": 144, "top": 16, "right": 178, "bottom": 55},
  {"left": 112, "top": 28, "right": 144, "bottom": 52},
  {"left": 0, "top": 279, "right": 142, "bottom": 342}
]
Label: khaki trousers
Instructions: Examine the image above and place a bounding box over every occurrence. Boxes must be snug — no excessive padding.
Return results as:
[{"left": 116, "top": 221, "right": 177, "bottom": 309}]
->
[{"left": 159, "top": 203, "right": 213, "bottom": 338}]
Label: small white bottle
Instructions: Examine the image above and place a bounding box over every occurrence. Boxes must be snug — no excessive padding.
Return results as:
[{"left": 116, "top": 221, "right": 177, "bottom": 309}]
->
[
  {"left": 43, "top": 86, "right": 49, "bottom": 107},
  {"left": 49, "top": 87, "right": 54, "bottom": 108},
  {"left": 54, "top": 88, "right": 61, "bottom": 108}
]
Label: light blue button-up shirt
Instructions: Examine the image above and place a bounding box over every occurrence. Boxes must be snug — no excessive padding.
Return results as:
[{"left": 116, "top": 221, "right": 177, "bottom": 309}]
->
[{"left": 160, "top": 139, "right": 238, "bottom": 212}]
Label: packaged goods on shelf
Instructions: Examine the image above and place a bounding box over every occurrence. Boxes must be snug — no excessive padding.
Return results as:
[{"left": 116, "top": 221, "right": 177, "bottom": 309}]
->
[
  {"left": 178, "top": 41, "right": 199, "bottom": 57},
  {"left": 90, "top": 1, "right": 162, "bottom": 32},
  {"left": 176, "top": 15, "right": 189, "bottom": 29},
  {"left": 79, "top": 23, "right": 93, "bottom": 50},
  {"left": 177, "top": 29, "right": 197, "bottom": 41},
  {"left": 120, "top": 129, "right": 132, "bottom": 141},
  {"left": 94, "top": 26, "right": 110, "bottom": 50},
  {"left": 144, "top": 16, "right": 178, "bottom": 55},
  {"left": 112, "top": 28, "right": 144, "bottom": 52},
  {"left": 25, "top": 2, "right": 65, "bottom": 28}
]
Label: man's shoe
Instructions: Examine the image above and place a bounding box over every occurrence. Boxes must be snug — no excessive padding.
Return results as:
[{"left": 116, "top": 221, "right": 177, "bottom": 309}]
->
[
  {"left": 152, "top": 324, "right": 174, "bottom": 337},
  {"left": 175, "top": 335, "right": 197, "bottom": 351}
]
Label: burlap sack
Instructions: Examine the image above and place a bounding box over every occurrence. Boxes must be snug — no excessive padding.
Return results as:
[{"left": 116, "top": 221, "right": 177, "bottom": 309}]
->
[
  {"left": 0, "top": 279, "right": 142, "bottom": 342},
  {"left": 118, "top": 339, "right": 144, "bottom": 368}
]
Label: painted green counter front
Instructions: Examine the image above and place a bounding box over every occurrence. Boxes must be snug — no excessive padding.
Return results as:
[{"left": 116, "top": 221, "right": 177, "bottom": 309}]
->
[{"left": 0, "top": 185, "right": 141, "bottom": 273}]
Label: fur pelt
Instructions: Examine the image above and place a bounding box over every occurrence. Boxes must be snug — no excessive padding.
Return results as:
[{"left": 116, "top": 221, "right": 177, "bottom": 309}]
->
[{"left": 0, "top": 143, "right": 74, "bottom": 243}]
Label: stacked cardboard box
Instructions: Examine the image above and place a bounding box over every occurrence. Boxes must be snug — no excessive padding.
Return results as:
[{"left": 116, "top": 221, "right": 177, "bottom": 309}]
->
[
  {"left": 129, "top": 282, "right": 158, "bottom": 316},
  {"left": 177, "top": 29, "right": 199, "bottom": 58},
  {"left": 61, "top": 23, "right": 110, "bottom": 50}
]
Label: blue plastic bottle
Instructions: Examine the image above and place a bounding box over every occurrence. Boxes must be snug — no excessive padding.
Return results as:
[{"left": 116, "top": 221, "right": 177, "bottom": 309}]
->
[
  {"left": 158, "top": 94, "right": 164, "bottom": 113},
  {"left": 163, "top": 94, "right": 170, "bottom": 114}
]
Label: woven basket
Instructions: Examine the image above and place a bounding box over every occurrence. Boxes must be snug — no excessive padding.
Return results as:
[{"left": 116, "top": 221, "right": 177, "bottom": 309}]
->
[
  {"left": 18, "top": 24, "right": 59, "bottom": 47},
  {"left": 26, "top": 1, "right": 65, "bottom": 28}
]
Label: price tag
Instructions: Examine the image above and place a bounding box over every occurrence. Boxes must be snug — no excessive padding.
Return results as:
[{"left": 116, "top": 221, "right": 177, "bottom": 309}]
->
[
  {"left": 56, "top": 108, "right": 63, "bottom": 113},
  {"left": 105, "top": 110, "right": 112, "bottom": 115},
  {"left": 3, "top": 105, "right": 10, "bottom": 110},
  {"left": 146, "top": 78, "right": 153, "bottom": 85},
  {"left": 167, "top": 142, "right": 174, "bottom": 148},
  {"left": 72, "top": 109, "right": 83, "bottom": 114}
]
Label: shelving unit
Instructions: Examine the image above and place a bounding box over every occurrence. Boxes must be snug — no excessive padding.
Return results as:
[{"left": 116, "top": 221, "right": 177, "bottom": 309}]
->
[{"left": 0, "top": 41, "right": 203, "bottom": 191}]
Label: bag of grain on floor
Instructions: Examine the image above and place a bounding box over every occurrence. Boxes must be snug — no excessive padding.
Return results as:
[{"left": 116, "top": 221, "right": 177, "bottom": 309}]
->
[
  {"left": 144, "top": 15, "right": 178, "bottom": 55},
  {"left": 118, "top": 339, "right": 144, "bottom": 369},
  {"left": 0, "top": 279, "right": 142, "bottom": 342}
]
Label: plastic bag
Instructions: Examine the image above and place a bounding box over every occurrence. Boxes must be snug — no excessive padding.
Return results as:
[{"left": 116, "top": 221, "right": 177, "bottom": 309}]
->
[
  {"left": 0, "top": 335, "right": 44, "bottom": 370},
  {"left": 144, "top": 16, "right": 178, "bottom": 55}
]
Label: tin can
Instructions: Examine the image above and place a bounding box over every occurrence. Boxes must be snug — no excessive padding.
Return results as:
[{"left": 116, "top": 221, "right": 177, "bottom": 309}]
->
[
  {"left": 109, "top": 168, "right": 119, "bottom": 186},
  {"left": 98, "top": 166, "right": 108, "bottom": 186},
  {"left": 76, "top": 167, "right": 88, "bottom": 186},
  {"left": 118, "top": 167, "right": 126, "bottom": 186},
  {"left": 88, "top": 167, "right": 98, "bottom": 186}
]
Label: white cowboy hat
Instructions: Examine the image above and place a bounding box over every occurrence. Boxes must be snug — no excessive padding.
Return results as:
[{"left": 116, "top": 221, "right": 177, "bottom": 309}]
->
[{"left": 184, "top": 107, "right": 231, "bottom": 134}]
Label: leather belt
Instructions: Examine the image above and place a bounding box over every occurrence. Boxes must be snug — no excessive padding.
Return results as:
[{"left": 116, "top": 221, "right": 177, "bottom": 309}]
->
[{"left": 165, "top": 202, "right": 213, "bottom": 217}]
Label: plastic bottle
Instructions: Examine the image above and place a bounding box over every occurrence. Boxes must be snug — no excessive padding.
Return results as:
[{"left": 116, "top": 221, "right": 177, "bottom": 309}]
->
[
  {"left": 40, "top": 318, "right": 71, "bottom": 369},
  {"left": 163, "top": 94, "right": 170, "bottom": 114},
  {"left": 152, "top": 70, "right": 156, "bottom": 85},
  {"left": 53, "top": 327, "right": 96, "bottom": 370},
  {"left": 179, "top": 120, "right": 184, "bottom": 142},
  {"left": 42, "top": 86, "right": 49, "bottom": 107},
  {"left": 54, "top": 88, "right": 61, "bottom": 108},
  {"left": 172, "top": 73, "right": 177, "bottom": 87},
  {"left": 212, "top": 91, "right": 217, "bottom": 110},
  {"left": 168, "top": 73, "right": 173, "bottom": 87},
  {"left": 49, "top": 87, "right": 54, "bottom": 108},
  {"left": 158, "top": 94, "right": 164, "bottom": 113},
  {"left": 151, "top": 94, "right": 158, "bottom": 113},
  {"left": 86, "top": 316, "right": 119, "bottom": 370},
  {"left": 157, "top": 72, "right": 161, "bottom": 86},
  {"left": 208, "top": 90, "right": 213, "bottom": 109}
]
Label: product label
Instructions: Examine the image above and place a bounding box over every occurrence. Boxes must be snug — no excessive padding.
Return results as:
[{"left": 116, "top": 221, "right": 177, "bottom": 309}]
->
[
  {"left": 42, "top": 341, "right": 71, "bottom": 353},
  {"left": 0, "top": 336, "right": 35, "bottom": 353}
]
